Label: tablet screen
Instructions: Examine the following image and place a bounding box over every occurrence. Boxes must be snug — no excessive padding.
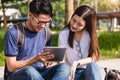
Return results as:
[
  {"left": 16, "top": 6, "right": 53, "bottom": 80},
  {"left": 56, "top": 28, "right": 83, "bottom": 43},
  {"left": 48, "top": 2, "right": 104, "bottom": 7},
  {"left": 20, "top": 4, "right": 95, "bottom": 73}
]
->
[{"left": 43, "top": 47, "right": 66, "bottom": 61}]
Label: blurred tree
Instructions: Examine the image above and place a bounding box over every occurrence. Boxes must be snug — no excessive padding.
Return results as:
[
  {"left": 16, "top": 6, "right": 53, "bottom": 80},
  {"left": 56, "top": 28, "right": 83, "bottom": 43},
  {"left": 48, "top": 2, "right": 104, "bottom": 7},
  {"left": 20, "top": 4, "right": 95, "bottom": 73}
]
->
[
  {"left": 65, "top": 0, "right": 74, "bottom": 24},
  {"left": 98, "top": 0, "right": 120, "bottom": 11},
  {"left": 1, "top": 0, "right": 7, "bottom": 31},
  {"left": 1, "top": 0, "right": 28, "bottom": 30},
  {"left": 4, "top": 0, "right": 28, "bottom": 16},
  {"left": 98, "top": 0, "right": 112, "bottom": 11},
  {"left": 109, "top": 0, "right": 120, "bottom": 10},
  {"left": 74, "top": 0, "right": 92, "bottom": 8},
  {"left": 74, "top": 0, "right": 120, "bottom": 11},
  {"left": 2, "top": 0, "right": 119, "bottom": 31},
  {"left": 51, "top": 0, "right": 65, "bottom": 26}
]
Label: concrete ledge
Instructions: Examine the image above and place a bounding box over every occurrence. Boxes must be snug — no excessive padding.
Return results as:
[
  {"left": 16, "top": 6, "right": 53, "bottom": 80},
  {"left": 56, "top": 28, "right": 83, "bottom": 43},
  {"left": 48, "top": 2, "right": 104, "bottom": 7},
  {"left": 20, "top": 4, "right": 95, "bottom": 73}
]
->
[
  {"left": 0, "top": 59, "right": 120, "bottom": 80},
  {"left": 0, "top": 78, "right": 4, "bottom": 80},
  {"left": 97, "top": 59, "right": 120, "bottom": 80},
  {"left": 0, "top": 66, "right": 4, "bottom": 80}
]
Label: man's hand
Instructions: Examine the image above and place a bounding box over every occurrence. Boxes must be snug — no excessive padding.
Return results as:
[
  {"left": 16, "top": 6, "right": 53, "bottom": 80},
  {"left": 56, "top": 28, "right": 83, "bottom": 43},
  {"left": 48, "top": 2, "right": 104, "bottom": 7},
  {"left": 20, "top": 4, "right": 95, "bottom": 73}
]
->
[{"left": 37, "top": 52, "right": 54, "bottom": 63}]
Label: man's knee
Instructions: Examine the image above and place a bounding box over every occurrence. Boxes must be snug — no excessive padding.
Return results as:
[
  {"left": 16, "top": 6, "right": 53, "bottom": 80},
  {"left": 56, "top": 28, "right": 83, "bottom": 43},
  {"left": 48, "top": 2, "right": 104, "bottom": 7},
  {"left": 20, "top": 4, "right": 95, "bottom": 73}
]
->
[{"left": 21, "top": 66, "right": 44, "bottom": 80}]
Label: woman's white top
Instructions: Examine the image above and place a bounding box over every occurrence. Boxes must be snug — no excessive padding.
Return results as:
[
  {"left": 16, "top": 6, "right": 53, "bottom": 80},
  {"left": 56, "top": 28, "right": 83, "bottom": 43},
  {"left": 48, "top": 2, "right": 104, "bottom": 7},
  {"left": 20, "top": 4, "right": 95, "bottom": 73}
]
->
[{"left": 58, "top": 29, "right": 90, "bottom": 68}]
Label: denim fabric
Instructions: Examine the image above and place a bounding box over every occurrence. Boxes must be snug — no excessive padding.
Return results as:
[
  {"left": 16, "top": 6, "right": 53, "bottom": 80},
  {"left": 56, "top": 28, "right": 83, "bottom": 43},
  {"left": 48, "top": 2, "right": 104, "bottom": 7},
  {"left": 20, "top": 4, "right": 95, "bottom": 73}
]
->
[
  {"left": 74, "top": 68, "right": 85, "bottom": 80},
  {"left": 7, "top": 63, "right": 70, "bottom": 80},
  {"left": 74, "top": 62, "right": 102, "bottom": 80}
]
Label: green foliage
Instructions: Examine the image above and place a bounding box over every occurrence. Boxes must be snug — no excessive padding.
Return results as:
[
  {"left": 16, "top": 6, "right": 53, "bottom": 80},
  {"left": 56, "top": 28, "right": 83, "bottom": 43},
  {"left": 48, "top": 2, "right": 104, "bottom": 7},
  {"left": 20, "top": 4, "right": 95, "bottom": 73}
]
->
[
  {"left": 51, "top": 26, "right": 64, "bottom": 46},
  {"left": 79, "top": 0, "right": 91, "bottom": 6},
  {"left": 0, "top": 30, "right": 5, "bottom": 66},
  {"left": 98, "top": 32, "right": 120, "bottom": 50},
  {"left": 100, "top": 48, "right": 120, "bottom": 59},
  {"left": 0, "top": 30, "right": 5, "bottom": 52},
  {"left": 20, "top": 4, "right": 28, "bottom": 15},
  {"left": 51, "top": 0, "right": 65, "bottom": 24},
  {"left": 98, "top": 32, "right": 120, "bottom": 59},
  {"left": 0, "top": 51, "right": 5, "bottom": 66},
  {"left": 52, "top": 33, "right": 58, "bottom": 46},
  {"left": 98, "top": 0, "right": 120, "bottom": 11},
  {"left": 3, "top": 0, "right": 28, "bottom": 16},
  {"left": 51, "top": 26, "right": 64, "bottom": 31}
]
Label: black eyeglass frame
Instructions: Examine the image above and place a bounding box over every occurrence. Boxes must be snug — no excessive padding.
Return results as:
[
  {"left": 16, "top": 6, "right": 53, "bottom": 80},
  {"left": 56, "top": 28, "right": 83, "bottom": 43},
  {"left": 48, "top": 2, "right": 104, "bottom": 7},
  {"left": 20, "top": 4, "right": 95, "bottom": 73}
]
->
[{"left": 31, "top": 13, "right": 52, "bottom": 26}]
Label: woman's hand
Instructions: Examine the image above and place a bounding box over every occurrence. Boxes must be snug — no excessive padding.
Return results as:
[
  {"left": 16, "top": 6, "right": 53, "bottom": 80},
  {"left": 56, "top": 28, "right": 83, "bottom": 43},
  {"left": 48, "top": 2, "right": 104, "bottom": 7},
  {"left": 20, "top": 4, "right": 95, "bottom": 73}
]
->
[
  {"left": 43, "top": 61, "right": 52, "bottom": 67},
  {"left": 44, "top": 61, "right": 58, "bottom": 68},
  {"left": 69, "top": 61, "right": 79, "bottom": 80}
]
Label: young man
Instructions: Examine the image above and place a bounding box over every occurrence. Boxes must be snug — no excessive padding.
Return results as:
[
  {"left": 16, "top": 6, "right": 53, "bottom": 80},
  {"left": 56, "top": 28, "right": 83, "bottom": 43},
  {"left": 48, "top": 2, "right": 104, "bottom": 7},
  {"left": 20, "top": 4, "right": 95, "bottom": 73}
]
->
[{"left": 4, "top": 0, "right": 70, "bottom": 80}]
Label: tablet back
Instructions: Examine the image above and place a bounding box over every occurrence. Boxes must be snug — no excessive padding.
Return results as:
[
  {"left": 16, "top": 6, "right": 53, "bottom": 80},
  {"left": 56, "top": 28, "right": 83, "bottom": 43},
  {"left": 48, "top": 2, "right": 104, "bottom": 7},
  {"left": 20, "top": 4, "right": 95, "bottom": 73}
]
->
[{"left": 44, "top": 47, "right": 66, "bottom": 61}]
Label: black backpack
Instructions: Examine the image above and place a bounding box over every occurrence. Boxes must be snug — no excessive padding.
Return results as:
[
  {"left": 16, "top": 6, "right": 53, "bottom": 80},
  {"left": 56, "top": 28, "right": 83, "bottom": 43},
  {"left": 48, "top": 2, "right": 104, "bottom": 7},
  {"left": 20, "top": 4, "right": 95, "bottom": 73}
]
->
[
  {"left": 15, "top": 22, "right": 52, "bottom": 48},
  {"left": 104, "top": 67, "right": 120, "bottom": 80}
]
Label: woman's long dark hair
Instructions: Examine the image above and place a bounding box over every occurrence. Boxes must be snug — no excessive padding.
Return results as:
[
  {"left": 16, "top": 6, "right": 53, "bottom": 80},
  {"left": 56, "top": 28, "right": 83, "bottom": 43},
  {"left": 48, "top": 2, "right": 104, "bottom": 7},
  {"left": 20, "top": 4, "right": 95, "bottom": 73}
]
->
[{"left": 65, "top": 5, "right": 99, "bottom": 61}]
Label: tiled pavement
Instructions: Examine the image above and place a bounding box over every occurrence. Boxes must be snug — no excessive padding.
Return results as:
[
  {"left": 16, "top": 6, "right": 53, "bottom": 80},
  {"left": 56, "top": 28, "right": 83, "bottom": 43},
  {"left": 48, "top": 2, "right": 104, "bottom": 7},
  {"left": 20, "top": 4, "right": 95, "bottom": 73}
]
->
[{"left": 96, "top": 59, "right": 120, "bottom": 80}]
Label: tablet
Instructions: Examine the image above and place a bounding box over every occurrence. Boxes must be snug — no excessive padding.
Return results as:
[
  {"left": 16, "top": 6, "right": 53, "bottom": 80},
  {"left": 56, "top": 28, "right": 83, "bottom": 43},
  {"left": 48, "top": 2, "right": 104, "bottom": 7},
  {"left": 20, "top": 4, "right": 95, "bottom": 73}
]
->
[{"left": 43, "top": 46, "right": 66, "bottom": 61}]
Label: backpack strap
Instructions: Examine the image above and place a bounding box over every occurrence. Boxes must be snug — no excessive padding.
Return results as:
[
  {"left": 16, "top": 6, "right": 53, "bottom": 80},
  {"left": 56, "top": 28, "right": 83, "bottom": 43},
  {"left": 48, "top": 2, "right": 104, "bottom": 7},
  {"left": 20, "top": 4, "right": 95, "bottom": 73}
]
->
[
  {"left": 104, "top": 67, "right": 108, "bottom": 74},
  {"left": 16, "top": 23, "right": 51, "bottom": 48},
  {"left": 16, "top": 22, "right": 24, "bottom": 48},
  {"left": 44, "top": 26, "right": 52, "bottom": 44}
]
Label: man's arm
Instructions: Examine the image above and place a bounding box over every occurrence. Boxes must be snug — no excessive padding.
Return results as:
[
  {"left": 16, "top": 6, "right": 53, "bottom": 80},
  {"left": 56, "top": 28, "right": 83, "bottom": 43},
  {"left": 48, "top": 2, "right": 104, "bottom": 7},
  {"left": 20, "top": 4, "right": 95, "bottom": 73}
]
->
[{"left": 6, "top": 52, "right": 54, "bottom": 72}]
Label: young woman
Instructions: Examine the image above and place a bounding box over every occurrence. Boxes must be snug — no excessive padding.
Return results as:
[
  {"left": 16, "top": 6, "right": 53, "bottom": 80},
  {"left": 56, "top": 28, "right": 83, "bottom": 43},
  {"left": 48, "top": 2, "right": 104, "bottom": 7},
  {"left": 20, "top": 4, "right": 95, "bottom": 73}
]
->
[{"left": 58, "top": 5, "right": 102, "bottom": 80}]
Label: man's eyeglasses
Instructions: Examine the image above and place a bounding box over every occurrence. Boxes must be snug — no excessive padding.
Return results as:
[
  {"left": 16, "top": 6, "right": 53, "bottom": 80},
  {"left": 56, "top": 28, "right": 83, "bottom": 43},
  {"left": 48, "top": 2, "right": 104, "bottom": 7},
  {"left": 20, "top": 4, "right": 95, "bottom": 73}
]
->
[
  {"left": 76, "top": 45, "right": 83, "bottom": 58},
  {"left": 31, "top": 14, "right": 52, "bottom": 26}
]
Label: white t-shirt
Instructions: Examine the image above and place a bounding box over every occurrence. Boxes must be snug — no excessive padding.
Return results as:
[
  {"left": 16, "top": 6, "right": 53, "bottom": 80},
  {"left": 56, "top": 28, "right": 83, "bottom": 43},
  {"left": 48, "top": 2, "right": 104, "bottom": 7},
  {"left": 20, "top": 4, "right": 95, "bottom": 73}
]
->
[{"left": 58, "top": 29, "right": 90, "bottom": 68}]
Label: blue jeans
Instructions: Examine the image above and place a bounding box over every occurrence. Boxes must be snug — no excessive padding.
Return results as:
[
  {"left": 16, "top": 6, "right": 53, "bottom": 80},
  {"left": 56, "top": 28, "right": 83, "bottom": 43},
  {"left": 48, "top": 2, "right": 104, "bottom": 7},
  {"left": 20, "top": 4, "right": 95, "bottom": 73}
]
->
[
  {"left": 74, "top": 62, "right": 102, "bottom": 80},
  {"left": 7, "top": 63, "right": 71, "bottom": 80}
]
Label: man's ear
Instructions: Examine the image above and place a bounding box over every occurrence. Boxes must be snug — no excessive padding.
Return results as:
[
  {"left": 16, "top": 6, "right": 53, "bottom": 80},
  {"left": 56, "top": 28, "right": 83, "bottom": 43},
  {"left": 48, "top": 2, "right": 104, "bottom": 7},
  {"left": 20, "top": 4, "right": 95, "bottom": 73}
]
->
[{"left": 27, "top": 12, "right": 31, "bottom": 19}]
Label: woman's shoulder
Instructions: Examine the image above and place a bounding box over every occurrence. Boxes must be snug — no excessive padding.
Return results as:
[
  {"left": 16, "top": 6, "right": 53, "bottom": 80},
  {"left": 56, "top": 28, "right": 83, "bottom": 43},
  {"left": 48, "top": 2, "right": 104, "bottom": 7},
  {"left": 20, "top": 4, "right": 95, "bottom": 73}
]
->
[
  {"left": 59, "top": 28, "right": 69, "bottom": 35},
  {"left": 83, "top": 29, "right": 90, "bottom": 37},
  {"left": 82, "top": 29, "right": 90, "bottom": 41},
  {"left": 59, "top": 28, "right": 69, "bottom": 39}
]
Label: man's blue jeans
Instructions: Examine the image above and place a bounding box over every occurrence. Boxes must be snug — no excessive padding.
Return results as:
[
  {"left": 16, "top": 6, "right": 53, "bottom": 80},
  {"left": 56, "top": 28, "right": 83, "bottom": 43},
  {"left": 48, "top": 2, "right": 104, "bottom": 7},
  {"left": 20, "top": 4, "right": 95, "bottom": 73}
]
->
[
  {"left": 7, "top": 63, "right": 70, "bottom": 80},
  {"left": 74, "top": 62, "right": 102, "bottom": 80}
]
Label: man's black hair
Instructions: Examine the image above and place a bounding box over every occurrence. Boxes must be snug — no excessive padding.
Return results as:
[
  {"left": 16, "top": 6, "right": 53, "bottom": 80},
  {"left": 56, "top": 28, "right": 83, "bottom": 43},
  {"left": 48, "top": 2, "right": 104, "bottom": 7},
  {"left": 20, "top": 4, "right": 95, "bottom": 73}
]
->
[{"left": 29, "top": 0, "right": 52, "bottom": 17}]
